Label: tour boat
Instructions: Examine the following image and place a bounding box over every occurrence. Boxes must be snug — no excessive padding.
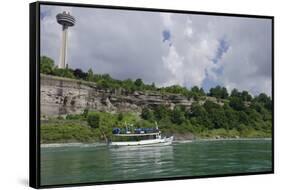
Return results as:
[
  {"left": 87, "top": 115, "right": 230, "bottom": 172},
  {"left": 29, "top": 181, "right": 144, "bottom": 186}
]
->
[{"left": 108, "top": 123, "right": 173, "bottom": 147}]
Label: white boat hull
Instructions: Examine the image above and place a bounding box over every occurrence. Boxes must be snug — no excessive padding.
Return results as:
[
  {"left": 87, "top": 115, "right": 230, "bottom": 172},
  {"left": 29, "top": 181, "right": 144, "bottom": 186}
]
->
[{"left": 109, "top": 136, "right": 173, "bottom": 147}]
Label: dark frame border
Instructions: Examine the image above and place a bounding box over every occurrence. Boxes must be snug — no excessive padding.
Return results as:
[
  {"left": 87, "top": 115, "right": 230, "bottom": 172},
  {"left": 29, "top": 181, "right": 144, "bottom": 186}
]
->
[{"left": 29, "top": 1, "right": 274, "bottom": 189}]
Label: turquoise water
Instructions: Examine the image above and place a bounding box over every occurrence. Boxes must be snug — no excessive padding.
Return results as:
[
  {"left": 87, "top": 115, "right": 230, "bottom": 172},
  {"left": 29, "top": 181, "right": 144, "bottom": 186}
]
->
[{"left": 41, "top": 139, "right": 272, "bottom": 186}]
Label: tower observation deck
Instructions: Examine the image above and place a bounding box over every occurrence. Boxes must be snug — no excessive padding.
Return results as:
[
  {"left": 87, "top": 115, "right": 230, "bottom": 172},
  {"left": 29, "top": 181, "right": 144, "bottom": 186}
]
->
[{"left": 56, "top": 11, "right": 75, "bottom": 69}]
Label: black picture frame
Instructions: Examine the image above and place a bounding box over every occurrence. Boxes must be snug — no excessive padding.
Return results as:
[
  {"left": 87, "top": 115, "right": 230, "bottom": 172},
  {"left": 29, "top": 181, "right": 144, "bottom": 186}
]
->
[{"left": 30, "top": 1, "right": 274, "bottom": 189}]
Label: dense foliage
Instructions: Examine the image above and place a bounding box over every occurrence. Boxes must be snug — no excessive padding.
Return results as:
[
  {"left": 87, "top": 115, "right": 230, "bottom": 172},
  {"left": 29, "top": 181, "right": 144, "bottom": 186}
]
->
[
  {"left": 87, "top": 113, "right": 100, "bottom": 128},
  {"left": 40, "top": 56, "right": 272, "bottom": 143},
  {"left": 139, "top": 96, "right": 272, "bottom": 138}
]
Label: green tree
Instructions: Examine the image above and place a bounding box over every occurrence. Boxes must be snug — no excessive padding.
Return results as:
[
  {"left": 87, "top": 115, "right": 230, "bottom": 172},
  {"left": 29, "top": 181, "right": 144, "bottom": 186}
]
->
[
  {"left": 229, "top": 97, "right": 245, "bottom": 111},
  {"left": 241, "top": 90, "right": 252, "bottom": 101},
  {"left": 250, "top": 102, "right": 265, "bottom": 114},
  {"left": 191, "top": 86, "right": 200, "bottom": 93},
  {"left": 265, "top": 100, "right": 272, "bottom": 111},
  {"left": 238, "top": 111, "right": 249, "bottom": 125},
  {"left": 209, "top": 109, "right": 228, "bottom": 129},
  {"left": 254, "top": 93, "right": 272, "bottom": 111},
  {"left": 255, "top": 93, "right": 270, "bottom": 103},
  {"left": 161, "top": 85, "right": 189, "bottom": 96},
  {"left": 199, "top": 87, "right": 205, "bottom": 96},
  {"left": 223, "top": 104, "right": 239, "bottom": 129},
  {"left": 52, "top": 67, "right": 75, "bottom": 78},
  {"left": 231, "top": 88, "right": 241, "bottom": 97},
  {"left": 141, "top": 107, "right": 154, "bottom": 121},
  {"left": 73, "top": 68, "right": 87, "bottom": 80},
  {"left": 209, "top": 85, "right": 228, "bottom": 99},
  {"left": 209, "top": 86, "right": 221, "bottom": 98},
  {"left": 237, "top": 123, "right": 248, "bottom": 132},
  {"left": 190, "top": 103, "right": 205, "bottom": 117},
  {"left": 153, "top": 105, "right": 169, "bottom": 121},
  {"left": 82, "top": 108, "right": 89, "bottom": 118},
  {"left": 40, "top": 56, "right": 54, "bottom": 74},
  {"left": 221, "top": 87, "right": 229, "bottom": 99},
  {"left": 171, "top": 106, "right": 185, "bottom": 124},
  {"left": 190, "top": 86, "right": 205, "bottom": 99},
  {"left": 122, "top": 79, "right": 135, "bottom": 92},
  {"left": 246, "top": 107, "right": 262, "bottom": 122},
  {"left": 87, "top": 68, "right": 94, "bottom": 81},
  {"left": 150, "top": 82, "right": 157, "bottom": 90},
  {"left": 189, "top": 103, "right": 212, "bottom": 128},
  {"left": 97, "top": 79, "right": 110, "bottom": 88},
  {"left": 203, "top": 100, "right": 220, "bottom": 112},
  {"left": 87, "top": 113, "right": 100, "bottom": 128},
  {"left": 134, "top": 78, "right": 144, "bottom": 87},
  {"left": 102, "top": 74, "right": 112, "bottom": 80},
  {"left": 117, "top": 112, "right": 124, "bottom": 121}
]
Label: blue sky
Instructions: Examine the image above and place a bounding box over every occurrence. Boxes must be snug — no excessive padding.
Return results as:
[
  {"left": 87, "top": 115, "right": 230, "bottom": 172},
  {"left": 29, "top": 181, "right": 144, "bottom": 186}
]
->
[
  {"left": 202, "top": 38, "right": 229, "bottom": 90},
  {"left": 212, "top": 38, "right": 229, "bottom": 64},
  {"left": 162, "top": 30, "right": 171, "bottom": 42},
  {"left": 40, "top": 5, "right": 272, "bottom": 96}
]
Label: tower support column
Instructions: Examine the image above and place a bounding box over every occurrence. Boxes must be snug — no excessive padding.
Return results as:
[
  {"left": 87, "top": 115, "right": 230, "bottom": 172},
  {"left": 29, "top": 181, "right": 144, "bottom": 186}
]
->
[{"left": 59, "top": 26, "right": 68, "bottom": 69}]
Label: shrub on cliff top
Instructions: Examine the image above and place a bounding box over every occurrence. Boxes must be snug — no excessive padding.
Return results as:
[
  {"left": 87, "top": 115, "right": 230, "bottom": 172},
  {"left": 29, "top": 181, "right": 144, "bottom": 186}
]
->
[{"left": 40, "top": 56, "right": 54, "bottom": 74}]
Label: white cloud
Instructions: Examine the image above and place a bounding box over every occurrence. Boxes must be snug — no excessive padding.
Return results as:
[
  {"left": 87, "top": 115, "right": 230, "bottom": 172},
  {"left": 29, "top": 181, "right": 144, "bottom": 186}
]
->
[
  {"left": 162, "top": 13, "right": 173, "bottom": 28},
  {"left": 160, "top": 14, "right": 219, "bottom": 88},
  {"left": 162, "top": 45, "right": 184, "bottom": 86}
]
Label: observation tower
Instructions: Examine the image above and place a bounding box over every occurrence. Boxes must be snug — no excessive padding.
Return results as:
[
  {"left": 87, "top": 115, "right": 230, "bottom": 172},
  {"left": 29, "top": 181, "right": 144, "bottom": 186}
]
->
[{"left": 56, "top": 11, "right": 75, "bottom": 69}]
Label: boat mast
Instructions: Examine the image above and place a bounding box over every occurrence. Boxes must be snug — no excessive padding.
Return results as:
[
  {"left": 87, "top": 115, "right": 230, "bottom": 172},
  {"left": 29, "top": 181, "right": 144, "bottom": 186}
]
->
[{"left": 155, "top": 121, "right": 159, "bottom": 130}]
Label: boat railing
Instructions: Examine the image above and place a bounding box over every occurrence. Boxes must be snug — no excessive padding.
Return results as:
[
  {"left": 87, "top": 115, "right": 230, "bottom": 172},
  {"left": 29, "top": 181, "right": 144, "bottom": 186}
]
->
[
  {"left": 113, "top": 132, "right": 160, "bottom": 137},
  {"left": 112, "top": 127, "right": 159, "bottom": 135}
]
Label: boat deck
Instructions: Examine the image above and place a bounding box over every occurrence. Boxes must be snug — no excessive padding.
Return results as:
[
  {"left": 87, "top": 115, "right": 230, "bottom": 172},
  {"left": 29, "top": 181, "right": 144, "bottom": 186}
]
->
[{"left": 113, "top": 132, "right": 160, "bottom": 136}]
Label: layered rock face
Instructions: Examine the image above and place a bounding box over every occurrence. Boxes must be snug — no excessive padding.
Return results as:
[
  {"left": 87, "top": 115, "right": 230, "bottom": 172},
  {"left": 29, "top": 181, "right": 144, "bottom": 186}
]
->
[{"left": 40, "top": 74, "right": 195, "bottom": 117}]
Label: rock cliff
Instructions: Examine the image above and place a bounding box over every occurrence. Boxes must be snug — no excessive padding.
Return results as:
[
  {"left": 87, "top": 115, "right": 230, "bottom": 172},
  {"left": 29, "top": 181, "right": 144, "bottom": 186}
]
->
[{"left": 41, "top": 74, "right": 199, "bottom": 117}]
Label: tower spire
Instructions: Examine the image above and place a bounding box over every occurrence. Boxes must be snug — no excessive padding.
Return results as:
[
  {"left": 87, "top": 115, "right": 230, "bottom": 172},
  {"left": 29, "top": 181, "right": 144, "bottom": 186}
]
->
[{"left": 56, "top": 11, "right": 75, "bottom": 69}]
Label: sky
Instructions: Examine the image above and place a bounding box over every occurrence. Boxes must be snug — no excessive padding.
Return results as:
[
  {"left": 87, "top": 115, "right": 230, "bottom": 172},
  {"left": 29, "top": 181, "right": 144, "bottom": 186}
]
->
[{"left": 40, "top": 5, "right": 272, "bottom": 96}]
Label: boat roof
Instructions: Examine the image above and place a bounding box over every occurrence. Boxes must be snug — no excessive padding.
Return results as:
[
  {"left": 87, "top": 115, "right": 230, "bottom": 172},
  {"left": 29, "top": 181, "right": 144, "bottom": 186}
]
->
[{"left": 113, "top": 132, "right": 160, "bottom": 137}]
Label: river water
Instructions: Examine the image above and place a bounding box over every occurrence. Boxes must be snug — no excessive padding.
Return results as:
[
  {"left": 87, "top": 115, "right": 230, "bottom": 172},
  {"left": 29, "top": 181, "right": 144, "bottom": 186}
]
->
[{"left": 41, "top": 139, "right": 272, "bottom": 186}]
